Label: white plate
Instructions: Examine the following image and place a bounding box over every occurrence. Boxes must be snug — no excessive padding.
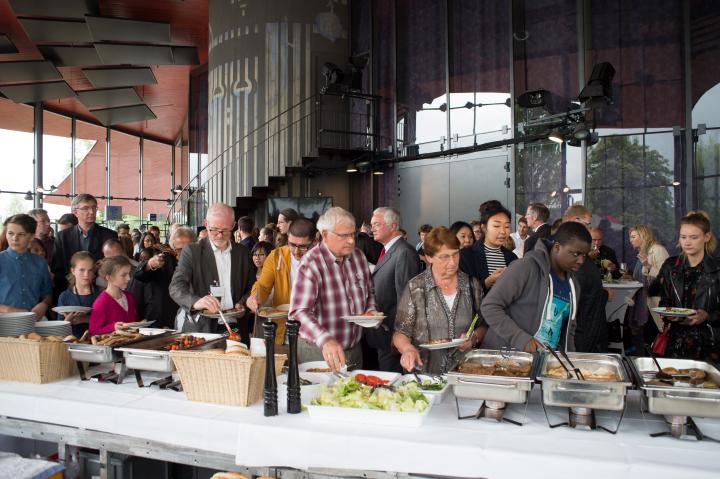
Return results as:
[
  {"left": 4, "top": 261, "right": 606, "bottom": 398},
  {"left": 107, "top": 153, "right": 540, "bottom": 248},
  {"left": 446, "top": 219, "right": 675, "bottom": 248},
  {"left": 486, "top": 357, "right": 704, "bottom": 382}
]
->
[
  {"left": 651, "top": 307, "right": 696, "bottom": 318},
  {"left": 34, "top": 320, "right": 71, "bottom": 328},
  {"left": 0, "top": 312, "right": 37, "bottom": 320},
  {"left": 341, "top": 315, "right": 385, "bottom": 328},
  {"left": 138, "top": 328, "right": 172, "bottom": 336},
  {"left": 52, "top": 306, "right": 92, "bottom": 314},
  {"left": 124, "top": 320, "right": 156, "bottom": 329},
  {"left": 419, "top": 338, "right": 465, "bottom": 350},
  {"left": 299, "top": 361, "right": 346, "bottom": 385}
]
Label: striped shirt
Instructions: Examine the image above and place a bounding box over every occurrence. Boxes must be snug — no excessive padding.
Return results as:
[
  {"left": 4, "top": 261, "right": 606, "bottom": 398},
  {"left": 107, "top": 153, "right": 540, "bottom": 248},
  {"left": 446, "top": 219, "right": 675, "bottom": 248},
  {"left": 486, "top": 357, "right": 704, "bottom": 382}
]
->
[
  {"left": 484, "top": 244, "right": 507, "bottom": 274},
  {"left": 289, "top": 241, "right": 376, "bottom": 348}
]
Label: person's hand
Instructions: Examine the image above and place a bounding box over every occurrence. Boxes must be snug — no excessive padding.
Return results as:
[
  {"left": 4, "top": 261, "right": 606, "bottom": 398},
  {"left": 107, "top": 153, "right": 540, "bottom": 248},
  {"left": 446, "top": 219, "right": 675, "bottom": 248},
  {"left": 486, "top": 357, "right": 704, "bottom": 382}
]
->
[
  {"left": 485, "top": 267, "right": 506, "bottom": 287},
  {"left": 605, "top": 288, "right": 616, "bottom": 301},
  {"left": 321, "top": 339, "right": 346, "bottom": 372},
  {"left": 589, "top": 247, "right": 599, "bottom": 259},
  {"left": 30, "top": 303, "right": 48, "bottom": 320},
  {"left": 193, "top": 295, "right": 221, "bottom": 313},
  {"left": 64, "top": 312, "right": 89, "bottom": 325},
  {"left": 524, "top": 337, "right": 545, "bottom": 353},
  {"left": 601, "top": 259, "right": 616, "bottom": 271},
  {"left": 233, "top": 302, "right": 246, "bottom": 316},
  {"left": 686, "top": 309, "right": 709, "bottom": 326},
  {"left": 400, "top": 347, "right": 423, "bottom": 372},
  {"left": 246, "top": 295, "right": 259, "bottom": 313},
  {"left": 148, "top": 253, "right": 165, "bottom": 270},
  {"left": 0, "top": 305, "right": 27, "bottom": 314},
  {"left": 457, "top": 333, "right": 474, "bottom": 351}
]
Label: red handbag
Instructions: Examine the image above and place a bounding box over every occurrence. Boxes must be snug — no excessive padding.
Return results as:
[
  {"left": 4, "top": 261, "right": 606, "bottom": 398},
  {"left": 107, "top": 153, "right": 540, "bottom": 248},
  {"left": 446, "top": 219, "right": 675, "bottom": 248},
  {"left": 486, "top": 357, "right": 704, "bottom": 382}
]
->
[{"left": 652, "top": 324, "right": 671, "bottom": 356}]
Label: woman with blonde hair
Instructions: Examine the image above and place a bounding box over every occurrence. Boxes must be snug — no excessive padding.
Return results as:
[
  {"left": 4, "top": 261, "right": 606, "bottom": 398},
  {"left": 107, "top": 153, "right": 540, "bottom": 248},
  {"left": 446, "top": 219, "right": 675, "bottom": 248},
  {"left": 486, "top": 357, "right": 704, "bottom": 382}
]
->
[{"left": 651, "top": 213, "right": 719, "bottom": 361}]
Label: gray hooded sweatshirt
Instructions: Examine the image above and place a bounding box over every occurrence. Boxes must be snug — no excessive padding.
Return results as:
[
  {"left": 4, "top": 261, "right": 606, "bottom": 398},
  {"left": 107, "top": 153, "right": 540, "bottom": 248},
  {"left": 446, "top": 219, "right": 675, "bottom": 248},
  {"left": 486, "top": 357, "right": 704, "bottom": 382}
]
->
[{"left": 480, "top": 239, "right": 580, "bottom": 352}]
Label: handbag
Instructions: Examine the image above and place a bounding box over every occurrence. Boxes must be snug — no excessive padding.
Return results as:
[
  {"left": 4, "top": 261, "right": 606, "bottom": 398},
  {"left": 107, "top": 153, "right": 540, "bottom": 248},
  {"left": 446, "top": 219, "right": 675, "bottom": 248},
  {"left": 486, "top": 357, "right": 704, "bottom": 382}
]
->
[{"left": 651, "top": 323, "right": 671, "bottom": 356}]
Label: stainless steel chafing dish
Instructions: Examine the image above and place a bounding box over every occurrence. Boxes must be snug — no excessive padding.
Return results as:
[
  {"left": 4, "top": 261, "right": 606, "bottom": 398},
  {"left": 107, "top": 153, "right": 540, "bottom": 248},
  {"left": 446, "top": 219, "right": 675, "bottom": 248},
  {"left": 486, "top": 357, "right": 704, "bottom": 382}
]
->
[
  {"left": 537, "top": 352, "right": 632, "bottom": 411},
  {"left": 446, "top": 349, "right": 537, "bottom": 404},
  {"left": 630, "top": 357, "right": 720, "bottom": 419},
  {"left": 117, "top": 332, "right": 224, "bottom": 373},
  {"left": 65, "top": 330, "right": 170, "bottom": 364}
]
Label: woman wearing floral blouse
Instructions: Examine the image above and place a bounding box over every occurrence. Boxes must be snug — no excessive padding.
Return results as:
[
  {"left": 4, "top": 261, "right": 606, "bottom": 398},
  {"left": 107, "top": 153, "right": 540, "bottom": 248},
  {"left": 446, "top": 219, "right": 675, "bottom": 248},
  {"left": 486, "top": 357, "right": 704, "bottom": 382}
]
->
[{"left": 393, "top": 227, "right": 485, "bottom": 374}]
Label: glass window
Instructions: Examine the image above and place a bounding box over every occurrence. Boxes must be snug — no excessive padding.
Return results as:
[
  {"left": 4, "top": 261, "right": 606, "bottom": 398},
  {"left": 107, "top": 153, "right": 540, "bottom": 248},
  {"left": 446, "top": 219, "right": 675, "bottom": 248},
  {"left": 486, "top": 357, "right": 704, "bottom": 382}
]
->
[
  {"left": 143, "top": 140, "right": 172, "bottom": 237},
  {"left": 448, "top": 0, "right": 511, "bottom": 148},
  {"left": 0, "top": 100, "right": 34, "bottom": 221},
  {"left": 396, "top": 0, "right": 448, "bottom": 154},
  {"left": 696, "top": 128, "right": 720, "bottom": 241},
  {"left": 41, "top": 111, "right": 72, "bottom": 222},
  {"left": 74, "top": 121, "right": 107, "bottom": 213},
  {"left": 109, "top": 130, "right": 139, "bottom": 228},
  {"left": 373, "top": 0, "right": 396, "bottom": 154}
]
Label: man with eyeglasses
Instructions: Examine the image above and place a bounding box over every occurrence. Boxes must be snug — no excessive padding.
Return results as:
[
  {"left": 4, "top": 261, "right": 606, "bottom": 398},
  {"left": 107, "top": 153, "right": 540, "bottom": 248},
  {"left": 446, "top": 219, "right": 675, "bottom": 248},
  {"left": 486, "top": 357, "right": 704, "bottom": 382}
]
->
[
  {"left": 27, "top": 208, "right": 55, "bottom": 265},
  {"left": 367, "top": 207, "right": 420, "bottom": 371},
  {"left": 247, "top": 218, "right": 317, "bottom": 341},
  {"left": 289, "top": 207, "right": 377, "bottom": 371},
  {"left": 169, "top": 203, "right": 255, "bottom": 343},
  {"left": 52, "top": 193, "right": 118, "bottom": 297}
]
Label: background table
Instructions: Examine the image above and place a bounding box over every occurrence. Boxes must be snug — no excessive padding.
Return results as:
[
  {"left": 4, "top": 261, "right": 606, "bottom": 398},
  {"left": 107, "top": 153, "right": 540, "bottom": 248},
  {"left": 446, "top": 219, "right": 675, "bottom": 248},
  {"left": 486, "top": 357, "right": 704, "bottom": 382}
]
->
[{"left": 604, "top": 281, "right": 643, "bottom": 354}]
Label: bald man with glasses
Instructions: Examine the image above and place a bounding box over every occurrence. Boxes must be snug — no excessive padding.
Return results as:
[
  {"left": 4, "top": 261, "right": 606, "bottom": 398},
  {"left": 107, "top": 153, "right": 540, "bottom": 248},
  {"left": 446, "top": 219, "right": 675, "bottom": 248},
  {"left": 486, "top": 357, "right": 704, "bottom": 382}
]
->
[{"left": 169, "top": 203, "right": 255, "bottom": 343}]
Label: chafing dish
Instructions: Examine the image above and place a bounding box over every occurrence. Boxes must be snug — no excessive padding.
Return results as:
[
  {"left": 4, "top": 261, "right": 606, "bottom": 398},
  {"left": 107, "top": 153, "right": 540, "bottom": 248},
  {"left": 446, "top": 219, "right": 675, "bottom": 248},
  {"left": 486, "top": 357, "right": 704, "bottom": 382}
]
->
[
  {"left": 537, "top": 352, "right": 631, "bottom": 411},
  {"left": 446, "top": 349, "right": 537, "bottom": 404},
  {"left": 65, "top": 331, "right": 168, "bottom": 364},
  {"left": 630, "top": 357, "right": 720, "bottom": 419},
  {"left": 117, "top": 332, "right": 224, "bottom": 373}
]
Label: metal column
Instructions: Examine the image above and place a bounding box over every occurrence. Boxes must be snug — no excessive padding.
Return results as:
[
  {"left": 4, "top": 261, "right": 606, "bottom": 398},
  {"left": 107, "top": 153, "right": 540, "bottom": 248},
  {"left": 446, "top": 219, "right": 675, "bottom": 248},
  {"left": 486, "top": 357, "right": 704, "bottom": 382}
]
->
[
  {"left": 139, "top": 137, "right": 144, "bottom": 224},
  {"left": 577, "top": 0, "right": 588, "bottom": 201},
  {"left": 683, "top": 0, "right": 694, "bottom": 209},
  {"left": 70, "top": 116, "right": 76, "bottom": 198},
  {"left": 105, "top": 128, "right": 111, "bottom": 208},
  {"left": 33, "top": 103, "right": 43, "bottom": 208}
]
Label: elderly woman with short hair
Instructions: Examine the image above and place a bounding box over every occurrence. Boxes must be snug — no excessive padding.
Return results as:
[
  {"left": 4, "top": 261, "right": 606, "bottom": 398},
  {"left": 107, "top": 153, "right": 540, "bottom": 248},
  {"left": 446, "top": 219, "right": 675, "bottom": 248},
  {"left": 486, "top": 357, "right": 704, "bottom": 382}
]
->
[{"left": 393, "top": 227, "right": 485, "bottom": 374}]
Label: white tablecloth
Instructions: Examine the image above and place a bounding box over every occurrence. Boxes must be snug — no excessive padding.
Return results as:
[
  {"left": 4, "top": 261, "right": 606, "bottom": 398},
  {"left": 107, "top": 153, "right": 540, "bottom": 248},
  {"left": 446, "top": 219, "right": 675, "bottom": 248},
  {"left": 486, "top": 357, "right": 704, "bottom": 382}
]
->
[
  {"left": 604, "top": 282, "right": 643, "bottom": 353},
  {"left": 0, "top": 373, "right": 718, "bottom": 479}
]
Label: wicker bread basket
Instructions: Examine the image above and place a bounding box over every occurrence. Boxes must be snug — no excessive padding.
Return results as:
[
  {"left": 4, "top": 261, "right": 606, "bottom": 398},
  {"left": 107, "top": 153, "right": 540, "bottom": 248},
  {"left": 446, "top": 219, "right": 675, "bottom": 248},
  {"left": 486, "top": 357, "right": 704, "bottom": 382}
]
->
[
  {"left": 0, "top": 337, "right": 76, "bottom": 383},
  {"left": 170, "top": 350, "right": 286, "bottom": 406}
]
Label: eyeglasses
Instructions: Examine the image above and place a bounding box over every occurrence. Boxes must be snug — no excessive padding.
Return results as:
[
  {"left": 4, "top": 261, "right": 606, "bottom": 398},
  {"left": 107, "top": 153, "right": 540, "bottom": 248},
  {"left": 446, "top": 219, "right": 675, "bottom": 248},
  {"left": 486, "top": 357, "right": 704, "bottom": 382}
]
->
[
  {"left": 207, "top": 227, "right": 232, "bottom": 235},
  {"left": 252, "top": 253, "right": 267, "bottom": 258},
  {"left": 288, "top": 242, "right": 312, "bottom": 251},
  {"left": 75, "top": 205, "right": 98, "bottom": 213},
  {"left": 328, "top": 230, "right": 356, "bottom": 240},
  {"left": 434, "top": 251, "right": 460, "bottom": 262}
]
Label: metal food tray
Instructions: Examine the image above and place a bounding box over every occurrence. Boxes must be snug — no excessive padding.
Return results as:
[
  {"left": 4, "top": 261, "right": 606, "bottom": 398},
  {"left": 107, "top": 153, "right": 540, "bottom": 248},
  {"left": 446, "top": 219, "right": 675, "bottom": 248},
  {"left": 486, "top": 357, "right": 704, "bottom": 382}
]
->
[
  {"left": 537, "top": 353, "right": 632, "bottom": 411},
  {"left": 117, "top": 333, "right": 224, "bottom": 373},
  {"left": 445, "top": 349, "right": 537, "bottom": 404},
  {"left": 65, "top": 331, "right": 171, "bottom": 364},
  {"left": 630, "top": 357, "right": 720, "bottom": 419}
]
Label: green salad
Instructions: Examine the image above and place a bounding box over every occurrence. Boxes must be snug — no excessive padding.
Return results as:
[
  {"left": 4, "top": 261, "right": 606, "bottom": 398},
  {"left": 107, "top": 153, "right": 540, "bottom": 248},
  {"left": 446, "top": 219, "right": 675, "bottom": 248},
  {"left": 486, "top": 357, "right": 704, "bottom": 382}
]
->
[
  {"left": 310, "top": 377, "right": 430, "bottom": 412},
  {"left": 402, "top": 377, "right": 447, "bottom": 391}
]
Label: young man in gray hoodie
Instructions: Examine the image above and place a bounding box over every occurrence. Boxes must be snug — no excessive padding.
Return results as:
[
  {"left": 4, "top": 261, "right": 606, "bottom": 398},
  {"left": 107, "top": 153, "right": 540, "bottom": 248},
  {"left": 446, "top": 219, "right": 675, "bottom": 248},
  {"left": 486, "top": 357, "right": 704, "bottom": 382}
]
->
[{"left": 480, "top": 221, "right": 592, "bottom": 353}]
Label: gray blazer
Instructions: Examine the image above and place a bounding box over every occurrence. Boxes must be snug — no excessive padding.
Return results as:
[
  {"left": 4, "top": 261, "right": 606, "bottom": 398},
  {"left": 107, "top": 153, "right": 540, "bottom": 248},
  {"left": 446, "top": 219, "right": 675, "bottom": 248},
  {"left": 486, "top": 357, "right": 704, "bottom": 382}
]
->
[
  {"left": 169, "top": 238, "right": 255, "bottom": 314},
  {"left": 367, "top": 237, "right": 421, "bottom": 349}
]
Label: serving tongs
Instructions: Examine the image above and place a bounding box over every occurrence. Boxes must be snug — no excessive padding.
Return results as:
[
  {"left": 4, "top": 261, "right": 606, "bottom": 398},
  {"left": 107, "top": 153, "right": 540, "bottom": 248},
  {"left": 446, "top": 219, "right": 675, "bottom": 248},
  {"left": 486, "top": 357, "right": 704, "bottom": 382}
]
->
[
  {"left": 559, "top": 349, "right": 585, "bottom": 380},
  {"left": 538, "top": 342, "right": 575, "bottom": 380},
  {"left": 644, "top": 345, "right": 675, "bottom": 383}
]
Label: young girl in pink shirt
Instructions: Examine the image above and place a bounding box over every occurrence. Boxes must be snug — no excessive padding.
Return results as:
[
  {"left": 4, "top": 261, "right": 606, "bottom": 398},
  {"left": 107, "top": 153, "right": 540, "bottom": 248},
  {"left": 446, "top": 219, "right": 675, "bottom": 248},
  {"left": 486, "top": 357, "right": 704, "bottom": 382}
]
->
[{"left": 88, "top": 256, "right": 137, "bottom": 335}]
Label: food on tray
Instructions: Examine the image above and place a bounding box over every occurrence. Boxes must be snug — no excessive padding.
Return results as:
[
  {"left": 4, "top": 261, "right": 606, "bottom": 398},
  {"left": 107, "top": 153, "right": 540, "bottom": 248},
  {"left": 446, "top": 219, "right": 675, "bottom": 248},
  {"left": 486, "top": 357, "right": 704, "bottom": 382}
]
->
[
  {"left": 402, "top": 377, "right": 447, "bottom": 391},
  {"left": 458, "top": 359, "right": 532, "bottom": 377},
  {"left": 306, "top": 367, "right": 332, "bottom": 373},
  {"left": 15, "top": 333, "right": 77, "bottom": 343},
  {"left": 354, "top": 373, "right": 389, "bottom": 386},
  {"left": 71, "top": 329, "right": 144, "bottom": 346},
  {"left": 202, "top": 307, "right": 242, "bottom": 315},
  {"left": 195, "top": 347, "right": 249, "bottom": 356},
  {"left": 663, "top": 307, "right": 695, "bottom": 314},
  {"left": 546, "top": 365, "right": 619, "bottom": 381},
  {"left": 359, "top": 311, "right": 384, "bottom": 317},
  {"left": 428, "top": 338, "right": 451, "bottom": 345},
  {"left": 211, "top": 472, "right": 249, "bottom": 479},
  {"left": 164, "top": 335, "right": 207, "bottom": 351},
  {"left": 662, "top": 367, "right": 679, "bottom": 375},
  {"left": 311, "top": 376, "right": 429, "bottom": 412},
  {"left": 257, "top": 307, "right": 289, "bottom": 317}
]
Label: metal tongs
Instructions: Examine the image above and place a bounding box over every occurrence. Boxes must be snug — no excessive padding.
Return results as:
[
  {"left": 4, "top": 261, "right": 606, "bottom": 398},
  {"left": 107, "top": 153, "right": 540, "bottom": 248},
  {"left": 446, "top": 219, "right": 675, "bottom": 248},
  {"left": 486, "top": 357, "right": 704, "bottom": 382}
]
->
[
  {"left": 537, "top": 341, "right": 577, "bottom": 380},
  {"left": 559, "top": 350, "right": 585, "bottom": 380}
]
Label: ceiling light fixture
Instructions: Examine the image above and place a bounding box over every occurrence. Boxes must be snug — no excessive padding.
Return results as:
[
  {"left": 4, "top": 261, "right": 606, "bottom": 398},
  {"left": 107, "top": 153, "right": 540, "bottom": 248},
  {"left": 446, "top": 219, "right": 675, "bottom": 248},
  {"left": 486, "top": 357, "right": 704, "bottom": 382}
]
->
[
  {"left": 672, "top": 180, "right": 681, "bottom": 186},
  {"left": 373, "top": 170, "right": 384, "bottom": 176},
  {"left": 548, "top": 130, "right": 564, "bottom": 144},
  {"left": 562, "top": 185, "right": 570, "bottom": 193},
  {"left": 346, "top": 166, "right": 358, "bottom": 173}
]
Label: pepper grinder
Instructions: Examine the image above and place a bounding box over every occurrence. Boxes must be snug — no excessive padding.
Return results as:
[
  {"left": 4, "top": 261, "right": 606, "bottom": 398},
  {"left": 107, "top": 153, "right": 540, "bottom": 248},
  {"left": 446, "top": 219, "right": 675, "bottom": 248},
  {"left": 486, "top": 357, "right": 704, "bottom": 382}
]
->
[
  {"left": 286, "top": 319, "right": 301, "bottom": 414},
  {"left": 262, "top": 319, "right": 278, "bottom": 417}
]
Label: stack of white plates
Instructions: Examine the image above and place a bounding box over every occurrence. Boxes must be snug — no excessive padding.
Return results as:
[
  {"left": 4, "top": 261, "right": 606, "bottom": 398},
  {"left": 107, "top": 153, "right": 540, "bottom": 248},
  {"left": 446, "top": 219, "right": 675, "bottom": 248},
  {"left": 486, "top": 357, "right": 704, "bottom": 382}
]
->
[
  {"left": 34, "top": 320, "right": 72, "bottom": 337},
  {"left": 0, "top": 312, "right": 37, "bottom": 337}
]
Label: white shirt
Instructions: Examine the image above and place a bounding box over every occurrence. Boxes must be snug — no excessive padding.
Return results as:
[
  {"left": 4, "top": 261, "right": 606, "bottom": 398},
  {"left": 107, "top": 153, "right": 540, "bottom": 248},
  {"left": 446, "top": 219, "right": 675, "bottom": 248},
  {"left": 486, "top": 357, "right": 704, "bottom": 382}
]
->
[
  {"left": 510, "top": 232, "right": 526, "bottom": 258},
  {"left": 210, "top": 241, "right": 234, "bottom": 310},
  {"left": 115, "top": 293, "right": 129, "bottom": 312},
  {"left": 383, "top": 234, "right": 403, "bottom": 255},
  {"left": 443, "top": 292, "right": 457, "bottom": 310},
  {"left": 290, "top": 254, "right": 301, "bottom": 284}
]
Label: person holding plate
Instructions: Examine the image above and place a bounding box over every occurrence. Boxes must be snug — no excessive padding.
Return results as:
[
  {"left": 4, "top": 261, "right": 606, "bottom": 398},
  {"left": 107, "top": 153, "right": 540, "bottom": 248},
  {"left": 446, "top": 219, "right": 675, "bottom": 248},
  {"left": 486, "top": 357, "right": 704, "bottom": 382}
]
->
[
  {"left": 650, "top": 212, "right": 720, "bottom": 362},
  {"left": 393, "top": 227, "right": 485, "bottom": 374}
]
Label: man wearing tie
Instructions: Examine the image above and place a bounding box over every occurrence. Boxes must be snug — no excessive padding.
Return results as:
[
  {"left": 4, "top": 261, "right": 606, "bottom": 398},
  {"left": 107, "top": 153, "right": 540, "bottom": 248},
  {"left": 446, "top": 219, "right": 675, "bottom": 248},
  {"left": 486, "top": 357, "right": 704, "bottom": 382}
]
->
[{"left": 368, "top": 207, "right": 421, "bottom": 371}]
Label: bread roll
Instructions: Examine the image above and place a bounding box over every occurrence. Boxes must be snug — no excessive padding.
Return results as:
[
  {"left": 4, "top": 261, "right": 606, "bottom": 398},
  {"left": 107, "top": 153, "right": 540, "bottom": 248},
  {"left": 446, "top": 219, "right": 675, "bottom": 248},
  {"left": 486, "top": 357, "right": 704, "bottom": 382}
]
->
[
  {"left": 226, "top": 348, "right": 250, "bottom": 356},
  {"left": 210, "top": 472, "right": 248, "bottom": 479},
  {"left": 27, "top": 332, "right": 42, "bottom": 341}
]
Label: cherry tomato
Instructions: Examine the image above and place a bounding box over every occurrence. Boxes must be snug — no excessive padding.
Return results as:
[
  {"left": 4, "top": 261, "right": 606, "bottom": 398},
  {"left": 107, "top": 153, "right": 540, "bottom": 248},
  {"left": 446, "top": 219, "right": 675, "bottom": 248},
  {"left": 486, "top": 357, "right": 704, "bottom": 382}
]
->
[{"left": 355, "top": 373, "right": 367, "bottom": 383}]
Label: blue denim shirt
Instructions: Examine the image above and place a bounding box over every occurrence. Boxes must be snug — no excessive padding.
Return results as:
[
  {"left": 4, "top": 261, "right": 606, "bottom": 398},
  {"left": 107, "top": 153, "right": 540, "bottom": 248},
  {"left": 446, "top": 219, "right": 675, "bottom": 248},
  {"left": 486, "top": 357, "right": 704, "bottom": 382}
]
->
[{"left": 0, "top": 249, "right": 53, "bottom": 310}]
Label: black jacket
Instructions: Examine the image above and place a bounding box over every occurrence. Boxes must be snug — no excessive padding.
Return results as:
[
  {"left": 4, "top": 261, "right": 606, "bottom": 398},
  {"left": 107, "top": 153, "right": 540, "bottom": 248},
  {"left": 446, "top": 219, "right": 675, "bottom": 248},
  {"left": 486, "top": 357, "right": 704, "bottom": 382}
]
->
[
  {"left": 573, "top": 259, "right": 609, "bottom": 352},
  {"left": 459, "top": 241, "right": 517, "bottom": 293},
  {"left": 52, "top": 223, "right": 118, "bottom": 297},
  {"left": 135, "top": 254, "right": 180, "bottom": 329},
  {"left": 523, "top": 223, "right": 552, "bottom": 255}
]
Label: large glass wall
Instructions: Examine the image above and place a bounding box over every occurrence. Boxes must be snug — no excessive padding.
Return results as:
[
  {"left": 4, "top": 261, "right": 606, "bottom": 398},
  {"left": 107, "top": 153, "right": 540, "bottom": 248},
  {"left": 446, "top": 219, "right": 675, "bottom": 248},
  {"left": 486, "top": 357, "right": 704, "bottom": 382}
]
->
[
  {"left": 109, "top": 130, "right": 140, "bottom": 227},
  {"left": 42, "top": 111, "right": 72, "bottom": 222},
  {"left": 73, "top": 120, "right": 107, "bottom": 214},
  {"left": 0, "top": 99, "right": 34, "bottom": 221},
  {"left": 143, "top": 141, "right": 173, "bottom": 238}
]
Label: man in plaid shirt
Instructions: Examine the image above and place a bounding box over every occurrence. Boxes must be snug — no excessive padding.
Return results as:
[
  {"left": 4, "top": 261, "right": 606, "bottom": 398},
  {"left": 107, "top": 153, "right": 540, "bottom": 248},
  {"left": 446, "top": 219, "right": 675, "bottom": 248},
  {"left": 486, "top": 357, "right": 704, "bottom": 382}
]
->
[{"left": 289, "top": 207, "right": 377, "bottom": 370}]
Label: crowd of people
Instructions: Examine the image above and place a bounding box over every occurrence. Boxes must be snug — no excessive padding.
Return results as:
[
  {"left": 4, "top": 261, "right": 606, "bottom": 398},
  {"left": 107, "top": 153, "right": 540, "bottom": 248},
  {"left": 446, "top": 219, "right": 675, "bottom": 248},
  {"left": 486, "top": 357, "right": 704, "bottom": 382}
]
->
[{"left": 0, "top": 193, "right": 717, "bottom": 374}]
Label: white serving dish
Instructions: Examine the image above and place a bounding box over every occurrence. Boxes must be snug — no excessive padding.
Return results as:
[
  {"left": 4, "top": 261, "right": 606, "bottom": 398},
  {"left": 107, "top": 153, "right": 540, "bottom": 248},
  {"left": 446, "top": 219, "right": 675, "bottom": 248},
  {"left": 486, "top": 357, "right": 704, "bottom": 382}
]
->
[
  {"left": 299, "top": 361, "right": 346, "bottom": 385},
  {"left": 306, "top": 396, "right": 434, "bottom": 428},
  {"left": 398, "top": 374, "right": 450, "bottom": 403},
  {"left": 349, "top": 369, "right": 401, "bottom": 385}
]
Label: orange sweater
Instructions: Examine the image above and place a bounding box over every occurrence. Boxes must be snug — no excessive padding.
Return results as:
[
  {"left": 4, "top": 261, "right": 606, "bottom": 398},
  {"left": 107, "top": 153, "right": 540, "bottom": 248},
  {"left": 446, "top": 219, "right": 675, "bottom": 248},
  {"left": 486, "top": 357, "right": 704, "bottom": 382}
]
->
[{"left": 251, "top": 245, "right": 292, "bottom": 307}]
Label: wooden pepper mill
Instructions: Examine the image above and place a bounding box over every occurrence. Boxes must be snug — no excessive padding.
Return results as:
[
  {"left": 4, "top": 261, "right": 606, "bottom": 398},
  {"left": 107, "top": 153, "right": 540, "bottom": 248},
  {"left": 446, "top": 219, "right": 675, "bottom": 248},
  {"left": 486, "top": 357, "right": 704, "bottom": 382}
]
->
[
  {"left": 286, "top": 319, "right": 301, "bottom": 414},
  {"left": 262, "top": 319, "right": 278, "bottom": 417}
]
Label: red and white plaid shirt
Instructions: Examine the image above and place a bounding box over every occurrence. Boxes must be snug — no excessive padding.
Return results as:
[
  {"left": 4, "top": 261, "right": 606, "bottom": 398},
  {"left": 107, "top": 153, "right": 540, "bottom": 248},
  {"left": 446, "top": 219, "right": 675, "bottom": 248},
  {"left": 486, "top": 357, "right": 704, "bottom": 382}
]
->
[{"left": 289, "top": 241, "right": 376, "bottom": 348}]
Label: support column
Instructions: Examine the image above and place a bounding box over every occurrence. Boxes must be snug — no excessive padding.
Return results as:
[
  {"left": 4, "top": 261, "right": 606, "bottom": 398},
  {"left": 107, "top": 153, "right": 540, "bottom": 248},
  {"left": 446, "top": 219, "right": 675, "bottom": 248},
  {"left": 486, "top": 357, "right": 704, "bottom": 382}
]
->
[
  {"left": 33, "top": 103, "right": 43, "bottom": 208},
  {"left": 139, "top": 137, "right": 144, "bottom": 224},
  {"left": 71, "top": 115, "right": 76, "bottom": 198},
  {"left": 106, "top": 128, "right": 111, "bottom": 208}
]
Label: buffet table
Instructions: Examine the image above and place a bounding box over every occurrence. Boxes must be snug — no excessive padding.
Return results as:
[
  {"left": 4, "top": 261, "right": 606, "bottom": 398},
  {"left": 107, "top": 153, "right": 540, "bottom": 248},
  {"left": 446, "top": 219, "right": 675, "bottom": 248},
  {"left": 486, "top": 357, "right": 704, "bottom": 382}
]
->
[{"left": 0, "top": 373, "right": 718, "bottom": 479}]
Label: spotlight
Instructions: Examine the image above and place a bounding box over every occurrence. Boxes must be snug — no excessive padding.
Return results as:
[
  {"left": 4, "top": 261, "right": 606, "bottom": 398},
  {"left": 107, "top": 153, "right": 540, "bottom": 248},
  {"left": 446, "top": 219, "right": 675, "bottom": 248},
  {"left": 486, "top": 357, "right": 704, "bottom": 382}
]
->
[
  {"left": 550, "top": 191, "right": 557, "bottom": 198},
  {"left": 517, "top": 89, "right": 550, "bottom": 108},
  {"left": 373, "top": 170, "right": 384, "bottom": 176},
  {"left": 322, "top": 62, "right": 344, "bottom": 86},
  {"left": 172, "top": 185, "right": 184, "bottom": 193},
  {"left": 548, "top": 131, "right": 565, "bottom": 143},
  {"left": 24, "top": 191, "right": 33, "bottom": 201},
  {"left": 567, "top": 131, "right": 599, "bottom": 147},
  {"left": 562, "top": 185, "right": 570, "bottom": 193},
  {"left": 672, "top": 180, "right": 681, "bottom": 186},
  {"left": 572, "top": 124, "right": 590, "bottom": 141},
  {"left": 578, "top": 62, "right": 616, "bottom": 107},
  {"left": 346, "top": 165, "right": 358, "bottom": 173}
]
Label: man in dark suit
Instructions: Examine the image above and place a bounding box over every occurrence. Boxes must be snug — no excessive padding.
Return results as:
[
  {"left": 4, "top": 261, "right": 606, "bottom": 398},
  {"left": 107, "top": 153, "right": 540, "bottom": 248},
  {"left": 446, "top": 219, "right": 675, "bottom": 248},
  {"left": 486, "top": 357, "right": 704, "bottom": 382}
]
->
[
  {"left": 52, "top": 193, "right": 117, "bottom": 298},
  {"left": 169, "top": 203, "right": 255, "bottom": 344},
  {"left": 367, "top": 207, "right": 421, "bottom": 371},
  {"left": 589, "top": 227, "right": 621, "bottom": 279},
  {"left": 523, "top": 202, "right": 552, "bottom": 254}
]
